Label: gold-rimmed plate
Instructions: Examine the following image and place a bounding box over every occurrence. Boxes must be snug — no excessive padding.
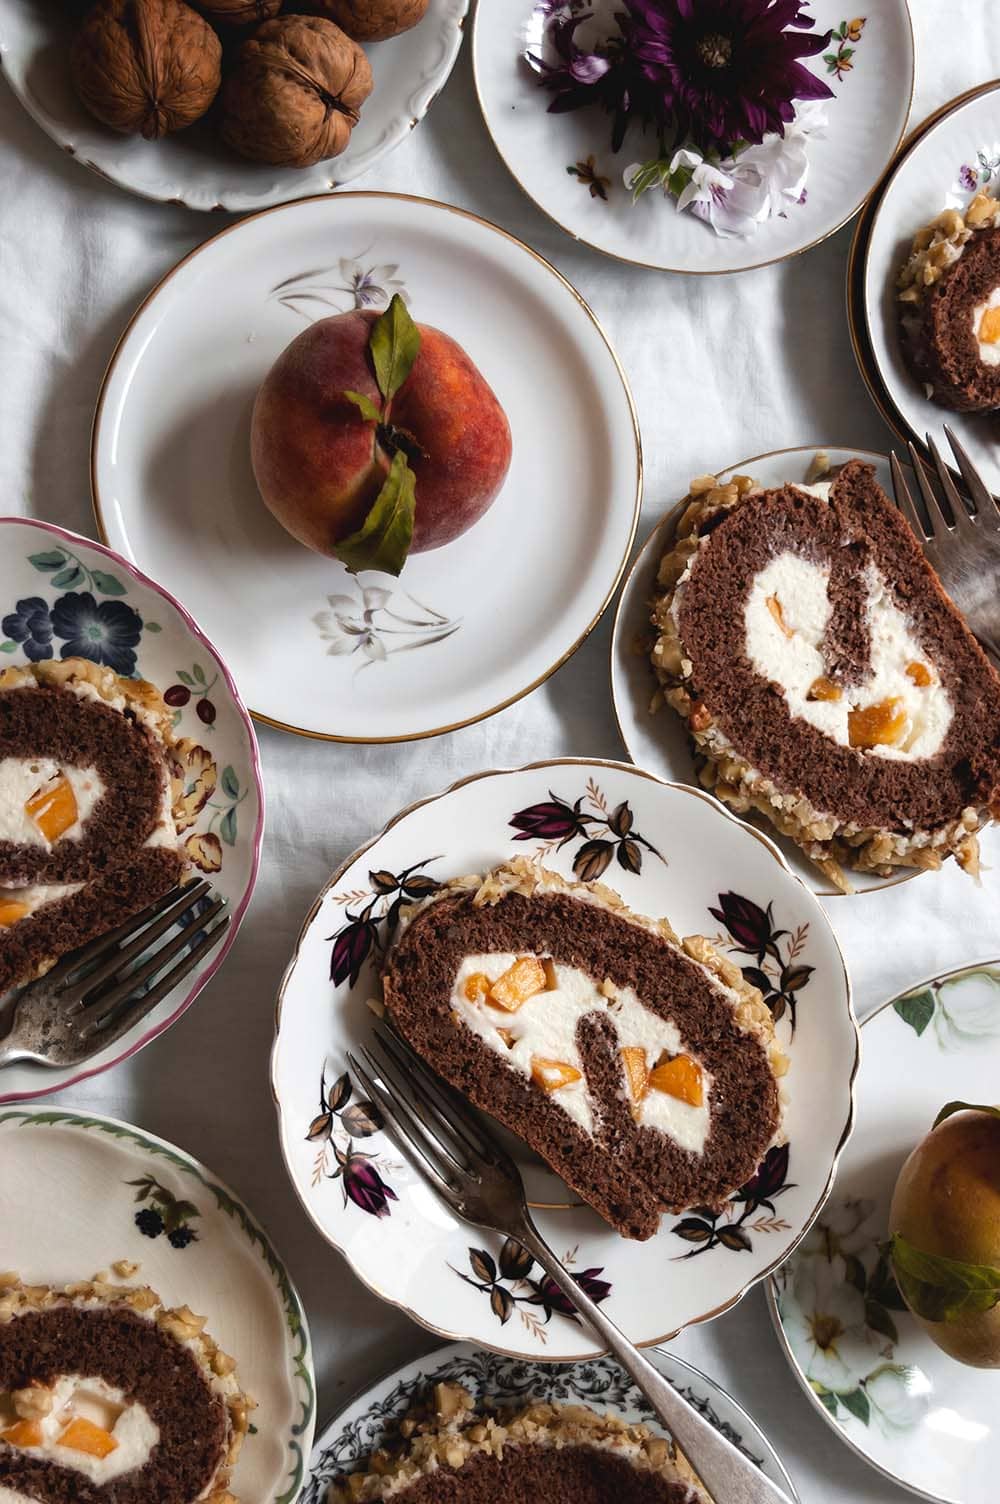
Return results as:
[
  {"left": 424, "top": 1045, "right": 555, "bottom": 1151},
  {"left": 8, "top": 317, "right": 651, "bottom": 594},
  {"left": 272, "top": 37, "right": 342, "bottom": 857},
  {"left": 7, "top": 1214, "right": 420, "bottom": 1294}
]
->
[{"left": 91, "top": 193, "right": 641, "bottom": 743}]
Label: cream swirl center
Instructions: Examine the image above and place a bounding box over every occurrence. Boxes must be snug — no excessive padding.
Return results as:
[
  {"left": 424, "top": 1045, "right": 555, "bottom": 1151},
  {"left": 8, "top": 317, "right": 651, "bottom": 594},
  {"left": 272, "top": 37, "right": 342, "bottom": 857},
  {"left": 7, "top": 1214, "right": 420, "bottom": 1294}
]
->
[{"left": 0, "top": 1374, "right": 159, "bottom": 1486}]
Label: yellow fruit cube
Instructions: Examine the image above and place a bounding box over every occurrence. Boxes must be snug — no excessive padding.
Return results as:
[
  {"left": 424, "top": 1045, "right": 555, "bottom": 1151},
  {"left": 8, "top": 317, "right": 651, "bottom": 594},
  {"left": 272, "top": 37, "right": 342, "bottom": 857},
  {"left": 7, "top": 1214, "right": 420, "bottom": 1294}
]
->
[
  {"left": 906, "top": 661, "right": 932, "bottom": 687},
  {"left": 58, "top": 1417, "right": 118, "bottom": 1458},
  {"left": 25, "top": 774, "right": 78, "bottom": 843},
  {"left": 648, "top": 1055, "right": 704, "bottom": 1108},
  {"left": 848, "top": 697, "right": 907, "bottom": 748},
  {"left": 488, "top": 957, "right": 547, "bottom": 1012},
  {"left": 0, "top": 901, "right": 29, "bottom": 928},
  {"left": 979, "top": 306, "right": 1000, "bottom": 344},
  {"left": 531, "top": 1057, "right": 582, "bottom": 1092},
  {"left": 766, "top": 595, "right": 794, "bottom": 638},
  {"left": 620, "top": 1047, "right": 649, "bottom": 1103},
  {"left": 2, "top": 1419, "right": 43, "bottom": 1448},
  {"left": 463, "top": 972, "right": 491, "bottom": 1002}
]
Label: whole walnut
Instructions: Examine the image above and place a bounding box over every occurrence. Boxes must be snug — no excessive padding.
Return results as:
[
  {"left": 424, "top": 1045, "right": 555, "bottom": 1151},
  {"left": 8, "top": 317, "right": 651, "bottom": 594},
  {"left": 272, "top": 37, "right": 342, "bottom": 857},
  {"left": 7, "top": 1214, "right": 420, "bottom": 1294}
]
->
[
  {"left": 221, "top": 16, "right": 373, "bottom": 167},
  {"left": 71, "top": 0, "right": 222, "bottom": 139},
  {"left": 291, "top": 0, "right": 428, "bottom": 42},
  {"left": 192, "top": 0, "right": 282, "bottom": 24}
]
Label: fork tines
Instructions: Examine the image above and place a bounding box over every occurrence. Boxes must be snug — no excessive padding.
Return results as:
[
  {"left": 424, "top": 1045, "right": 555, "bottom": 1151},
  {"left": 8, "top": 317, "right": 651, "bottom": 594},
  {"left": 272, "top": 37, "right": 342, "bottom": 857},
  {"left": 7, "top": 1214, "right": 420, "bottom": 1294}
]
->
[{"left": 893, "top": 428, "right": 1000, "bottom": 540}]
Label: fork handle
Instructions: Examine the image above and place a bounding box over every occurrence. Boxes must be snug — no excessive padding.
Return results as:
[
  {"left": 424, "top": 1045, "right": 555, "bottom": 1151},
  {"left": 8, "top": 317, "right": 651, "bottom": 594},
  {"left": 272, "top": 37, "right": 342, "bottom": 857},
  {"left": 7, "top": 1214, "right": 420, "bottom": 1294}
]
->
[{"left": 517, "top": 1218, "right": 794, "bottom": 1504}]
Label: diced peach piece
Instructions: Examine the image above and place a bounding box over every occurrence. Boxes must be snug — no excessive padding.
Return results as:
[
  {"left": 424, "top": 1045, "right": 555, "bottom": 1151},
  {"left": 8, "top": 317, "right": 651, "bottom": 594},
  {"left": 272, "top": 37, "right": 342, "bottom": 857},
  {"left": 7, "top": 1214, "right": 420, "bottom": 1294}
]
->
[
  {"left": 488, "top": 957, "right": 546, "bottom": 1013},
  {"left": 0, "top": 901, "right": 29, "bottom": 928},
  {"left": 496, "top": 1028, "right": 516, "bottom": 1049},
  {"left": 2, "top": 1419, "right": 43, "bottom": 1448},
  {"left": 649, "top": 1055, "right": 705, "bottom": 1107},
  {"left": 766, "top": 595, "right": 794, "bottom": 638},
  {"left": 979, "top": 306, "right": 1000, "bottom": 344},
  {"left": 848, "top": 697, "right": 908, "bottom": 748},
  {"left": 531, "top": 1057, "right": 582, "bottom": 1092},
  {"left": 58, "top": 1417, "right": 118, "bottom": 1458},
  {"left": 463, "top": 972, "right": 491, "bottom": 1003},
  {"left": 541, "top": 957, "right": 559, "bottom": 991},
  {"left": 906, "top": 660, "right": 932, "bottom": 687},
  {"left": 807, "top": 676, "right": 842, "bottom": 703},
  {"left": 25, "top": 774, "right": 78, "bottom": 843},
  {"left": 620, "top": 1046, "right": 649, "bottom": 1103}
]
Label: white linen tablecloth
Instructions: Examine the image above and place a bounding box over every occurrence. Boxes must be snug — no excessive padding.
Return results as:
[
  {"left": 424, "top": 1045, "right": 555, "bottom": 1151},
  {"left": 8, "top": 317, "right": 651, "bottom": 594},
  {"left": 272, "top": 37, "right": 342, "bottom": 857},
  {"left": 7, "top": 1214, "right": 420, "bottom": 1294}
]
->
[{"left": 2, "top": 5, "right": 998, "bottom": 1498}]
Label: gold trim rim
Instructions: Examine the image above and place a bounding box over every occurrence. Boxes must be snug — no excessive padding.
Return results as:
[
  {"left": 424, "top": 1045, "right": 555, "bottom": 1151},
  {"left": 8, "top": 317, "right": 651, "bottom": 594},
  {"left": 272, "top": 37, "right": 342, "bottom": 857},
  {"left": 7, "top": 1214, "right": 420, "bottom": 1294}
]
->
[
  {"left": 269, "top": 755, "right": 858, "bottom": 1365},
  {"left": 90, "top": 190, "right": 643, "bottom": 745}
]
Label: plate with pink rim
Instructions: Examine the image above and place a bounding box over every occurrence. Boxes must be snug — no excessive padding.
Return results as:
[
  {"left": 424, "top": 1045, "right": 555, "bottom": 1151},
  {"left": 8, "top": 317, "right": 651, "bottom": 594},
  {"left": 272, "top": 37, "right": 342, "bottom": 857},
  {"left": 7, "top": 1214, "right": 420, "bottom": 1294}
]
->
[
  {"left": 0, "top": 516, "right": 264, "bottom": 1103},
  {"left": 270, "top": 758, "right": 857, "bottom": 1360}
]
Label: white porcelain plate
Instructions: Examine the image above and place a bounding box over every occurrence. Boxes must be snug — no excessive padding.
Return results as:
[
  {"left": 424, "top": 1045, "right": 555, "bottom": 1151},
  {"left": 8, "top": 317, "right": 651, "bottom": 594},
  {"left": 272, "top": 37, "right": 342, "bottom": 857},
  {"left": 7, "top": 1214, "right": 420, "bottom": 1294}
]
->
[
  {"left": 0, "top": 1107, "right": 314, "bottom": 1504},
  {"left": 0, "top": 516, "right": 263, "bottom": 1103},
  {"left": 92, "top": 192, "right": 641, "bottom": 742},
  {"left": 271, "top": 759, "right": 857, "bottom": 1359},
  {"left": 473, "top": 0, "right": 912, "bottom": 274},
  {"left": 0, "top": 0, "right": 467, "bottom": 212},
  {"left": 769, "top": 960, "right": 1000, "bottom": 1504},
  {"left": 861, "top": 82, "right": 1000, "bottom": 497},
  {"left": 301, "top": 1340, "right": 799, "bottom": 1501}
]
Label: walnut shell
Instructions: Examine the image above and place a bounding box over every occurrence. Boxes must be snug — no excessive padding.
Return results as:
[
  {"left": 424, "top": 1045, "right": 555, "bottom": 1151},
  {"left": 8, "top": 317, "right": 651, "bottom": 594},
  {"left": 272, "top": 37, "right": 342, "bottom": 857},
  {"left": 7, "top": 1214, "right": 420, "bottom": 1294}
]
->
[
  {"left": 192, "top": 0, "right": 282, "bottom": 25},
  {"left": 71, "top": 0, "right": 222, "bottom": 139},
  {"left": 291, "top": 0, "right": 428, "bottom": 41},
  {"left": 220, "top": 16, "right": 372, "bottom": 167}
]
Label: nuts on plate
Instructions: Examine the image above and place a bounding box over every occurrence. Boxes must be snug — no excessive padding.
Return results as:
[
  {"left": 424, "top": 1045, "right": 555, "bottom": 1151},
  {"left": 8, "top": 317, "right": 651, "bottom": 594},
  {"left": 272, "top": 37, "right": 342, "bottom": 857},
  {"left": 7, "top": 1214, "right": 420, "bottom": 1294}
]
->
[{"left": 293, "top": 0, "right": 430, "bottom": 42}]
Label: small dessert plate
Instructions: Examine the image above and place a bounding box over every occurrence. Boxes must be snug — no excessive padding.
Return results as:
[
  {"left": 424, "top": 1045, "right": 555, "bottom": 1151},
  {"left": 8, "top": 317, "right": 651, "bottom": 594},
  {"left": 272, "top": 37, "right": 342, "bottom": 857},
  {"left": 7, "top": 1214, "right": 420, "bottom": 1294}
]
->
[
  {"left": 271, "top": 758, "right": 857, "bottom": 1360},
  {"left": 0, "top": 516, "right": 263, "bottom": 1104},
  {"left": 92, "top": 192, "right": 641, "bottom": 742},
  {"left": 0, "top": 0, "right": 467, "bottom": 212},
  {"left": 850, "top": 80, "right": 1000, "bottom": 498},
  {"left": 769, "top": 960, "right": 1000, "bottom": 1504},
  {"left": 0, "top": 1106, "right": 315, "bottom": 1504},
  {"left": 302, "top": 1340, "right": 799, "bottom": 1501},
  {"left": 473, "top": 0, "right": 913, "bottom": 275}
]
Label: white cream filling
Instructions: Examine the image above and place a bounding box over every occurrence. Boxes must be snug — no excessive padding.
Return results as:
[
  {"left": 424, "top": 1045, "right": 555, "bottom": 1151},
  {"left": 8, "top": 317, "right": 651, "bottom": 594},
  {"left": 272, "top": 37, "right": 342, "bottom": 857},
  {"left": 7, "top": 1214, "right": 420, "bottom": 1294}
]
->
[
  {"left": 450, "top": 952, "right": 712, "bottom": 1153},
  {"left": 0, "top": 1374, "right": 159, "bottom": 1485},
  {"left": 0, "top": 760, "right": 105, "bottom": 848},
  {"left": 972, "top": 285, "right": 1000, "bottom": 365}
]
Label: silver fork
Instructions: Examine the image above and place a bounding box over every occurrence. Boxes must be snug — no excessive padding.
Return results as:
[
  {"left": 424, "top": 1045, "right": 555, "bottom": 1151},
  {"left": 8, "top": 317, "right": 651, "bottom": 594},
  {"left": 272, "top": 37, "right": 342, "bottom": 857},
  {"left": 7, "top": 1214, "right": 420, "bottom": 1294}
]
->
[
  {"left": 348, "top": 1025, "right": 795, "bottom": 1504},
  {"left": 890, "top": 427, "right": 1000, "bottom": 662},
  {"left": 0, "top": 879, "right": 230, "bottom": 1069}
]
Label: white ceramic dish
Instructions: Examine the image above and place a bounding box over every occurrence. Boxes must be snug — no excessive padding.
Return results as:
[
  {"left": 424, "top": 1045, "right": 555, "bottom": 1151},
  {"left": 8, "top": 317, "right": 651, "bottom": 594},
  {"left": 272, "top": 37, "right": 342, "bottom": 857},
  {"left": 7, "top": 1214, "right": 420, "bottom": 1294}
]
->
[
  {"left": 0, "top": 1106, "right": 315, "bottom": 1504},
  {"left": 0, "top": 516, "right": 263, "bottom": 1103},
  {"left": 271, "top": 758, "right": 857, "bottom": 1360},
  {"left": 301, "top": 1339, "right": 800, "bottom": 1501},
  {"left": 472, "top": 0, "right": 913, "bottom": 274},
  {"left": 0, "top": 0, "right": 467, "bottom": 212},
  {"left": 769, "top": 960, "right": 1000, "bottom": 1504},
  {"left": 92, "top": 192, "right": 641, "bottom": 743},
  {"left": 859, "top": 81, "right": 1000, "bottom": 496}
]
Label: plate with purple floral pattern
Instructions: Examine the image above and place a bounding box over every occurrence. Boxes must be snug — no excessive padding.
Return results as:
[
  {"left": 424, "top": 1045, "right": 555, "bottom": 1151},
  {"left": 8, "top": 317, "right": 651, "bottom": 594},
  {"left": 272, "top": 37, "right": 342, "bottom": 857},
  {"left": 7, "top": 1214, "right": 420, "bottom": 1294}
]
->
[
  {"left": 0, "top": 516, "right": 264, "bottom": 1104},
  {"left": 473, "top": 0, "right": 913, "bottom": 274},
  {"left": 271, "top": 758, "right": 857, "bottom": 1359}
]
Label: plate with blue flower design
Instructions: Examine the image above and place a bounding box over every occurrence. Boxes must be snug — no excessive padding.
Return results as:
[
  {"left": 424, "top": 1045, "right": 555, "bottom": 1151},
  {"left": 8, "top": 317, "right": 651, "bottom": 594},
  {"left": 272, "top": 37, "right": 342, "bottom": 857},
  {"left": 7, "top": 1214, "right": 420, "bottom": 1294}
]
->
[
  {"left": 271, "top": 757, "right": 856, "bottom": 1359},
  {"left": 0, "top": 516, "right": 264, "bottom": 1103},
  {"left": 768, "top": 959, "right": 1000, "bottom": 1504},
  {"left": 302, "top": 1339, "right": 798, "bottom": 1501}
]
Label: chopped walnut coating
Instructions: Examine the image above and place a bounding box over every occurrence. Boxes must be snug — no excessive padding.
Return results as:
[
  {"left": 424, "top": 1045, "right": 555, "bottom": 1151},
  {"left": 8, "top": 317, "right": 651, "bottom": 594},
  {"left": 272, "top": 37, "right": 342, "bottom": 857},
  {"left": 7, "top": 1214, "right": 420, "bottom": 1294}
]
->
[{"left": 898, "top": 193, "right": 1000, "bottom": 303}]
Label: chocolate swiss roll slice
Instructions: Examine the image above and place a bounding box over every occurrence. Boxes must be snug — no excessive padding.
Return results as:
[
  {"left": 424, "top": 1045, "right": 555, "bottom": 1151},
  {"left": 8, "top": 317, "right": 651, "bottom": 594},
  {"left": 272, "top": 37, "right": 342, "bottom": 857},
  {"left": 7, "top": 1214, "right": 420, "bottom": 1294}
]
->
[
  {"left": 649, "top": 459, "right": 1000, "bottom": 891},
  {"left": 382, "top": 860, "right": 784, "bottom": 1242},
  {"left": 0, "top": 659, "right": 185, "bottom": 993}
]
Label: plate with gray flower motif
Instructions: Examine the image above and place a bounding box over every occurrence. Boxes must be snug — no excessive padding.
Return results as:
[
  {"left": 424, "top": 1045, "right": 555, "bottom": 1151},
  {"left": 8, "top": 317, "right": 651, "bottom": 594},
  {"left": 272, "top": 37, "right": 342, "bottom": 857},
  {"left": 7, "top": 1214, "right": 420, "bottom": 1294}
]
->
[
  {"left": 91, "top": 192, "right": 641, "bottom": 742},
  {"left": 301, "top": 1339, "right": 799, "bottom": 1501},
  {"left": 472, "top": 0, "right": 912, "bottom": 274},
  {"left": 0, "top": 516, "right": 263, "bottom": 1104},
  {"left": 0, "top": 1107, "right": 314, "bottom": 1504},
  {"left": 769, "top": 960, "right": 1000, "bottom": 1504},
  {"left": 271, "top": 758, "right": 856, "bottom": 1359}
]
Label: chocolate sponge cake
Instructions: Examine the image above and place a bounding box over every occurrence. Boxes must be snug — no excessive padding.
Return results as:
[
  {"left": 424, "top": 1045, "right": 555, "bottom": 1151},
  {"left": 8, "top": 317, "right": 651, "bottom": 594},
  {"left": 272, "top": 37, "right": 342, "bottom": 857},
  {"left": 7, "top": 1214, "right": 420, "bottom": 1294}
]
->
[
  {"left": 0, "top": 659, "right": 185, "bottom": 993},
  {"left": 382, "top": 860, "right": 784, "bottom": 1242},
  {"left": 0, "top": 1272, "right": 252, "bottom": 1503},
  {"left": 649, "top": 459, "right": 1000, "bottom": 891}
]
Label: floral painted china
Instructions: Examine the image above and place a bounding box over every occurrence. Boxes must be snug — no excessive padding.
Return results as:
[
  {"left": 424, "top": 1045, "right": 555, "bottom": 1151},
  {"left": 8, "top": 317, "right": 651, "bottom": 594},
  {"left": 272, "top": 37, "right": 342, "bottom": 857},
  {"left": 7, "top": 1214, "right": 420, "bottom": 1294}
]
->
[
  {"left": 302, "top": 1340, "right": 799, "bottom": 1502},
  {"left": 472, "top": 0, "right": 913, "bottom": 274},
  {"left": 0, "top": 1107, "right": 314, "bottom": 1504},
  {"left": 0, "top": 0, "right": 467, "bottom": 212},
  {"left": 92, "top": 193, "right": 641, "bottom": 743},
  {"left": 851, "top": 80, "right": 1000, "bottom": 498},
  {"left": 769, "top": 960, "right": 1000, "bottom": 1504},
  {"left": 0, "top": 516, "right": 263, "bottom": 1103},
  {"left": 271, "top": 758, "right": 857, "bottom": 1359},
  {"left": 610, "top": 444, "right": 917, "bottom": 898}
]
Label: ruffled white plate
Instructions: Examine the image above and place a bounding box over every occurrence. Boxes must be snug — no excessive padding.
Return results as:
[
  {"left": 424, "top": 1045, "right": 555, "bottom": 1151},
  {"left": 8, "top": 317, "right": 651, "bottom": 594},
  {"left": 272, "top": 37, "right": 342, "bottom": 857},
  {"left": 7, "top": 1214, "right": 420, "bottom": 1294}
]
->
[
  {"left": 609, "top": 444, "right": 929, "bottom": 898},
  {"left": 472, "top": 0, "right": 913, "bottom": 274},
  {"left": 271, "top": 758, "right": 857, "bottom": 1360},
  {"left": 853, "top": 81, "right": 1000, "bottom": 497},
  {"left": 0, "top": 1107, "right": 314, "bottom": 1504},
  {"left": 0, "top": 0, "right": 467, "bottom": 211},
  {"left": 301, "top": 1340, "right": 799, "bottom": 1501},
  {"left": 91, "top": 192, "right": 641, "bottom": 742},
  {"left": 0, "top": 516, "right": 263, "bottom": 1103},
  {"left": 769, "top": 960, "right": 1000, "bottom": 1504}
]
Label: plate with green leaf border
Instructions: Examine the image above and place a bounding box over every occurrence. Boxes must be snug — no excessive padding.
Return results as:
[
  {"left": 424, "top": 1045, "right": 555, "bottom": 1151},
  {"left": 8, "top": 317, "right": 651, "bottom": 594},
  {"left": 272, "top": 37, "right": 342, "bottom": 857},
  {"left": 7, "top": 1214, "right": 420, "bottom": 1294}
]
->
[
  {"left": 768, "top": 960, "right": 1000, "bottom": 1504},
  {"left": 0, "top": 1107, "right": 315, "bottom": 1504}
]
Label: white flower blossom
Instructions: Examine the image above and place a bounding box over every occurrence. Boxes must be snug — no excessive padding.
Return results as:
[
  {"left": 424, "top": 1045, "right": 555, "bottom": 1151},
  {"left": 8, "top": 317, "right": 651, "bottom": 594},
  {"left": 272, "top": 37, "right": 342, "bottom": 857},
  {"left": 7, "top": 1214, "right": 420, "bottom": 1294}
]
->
[{"left": 780, "top": 1254, "right": 875, "bottom": 1393}]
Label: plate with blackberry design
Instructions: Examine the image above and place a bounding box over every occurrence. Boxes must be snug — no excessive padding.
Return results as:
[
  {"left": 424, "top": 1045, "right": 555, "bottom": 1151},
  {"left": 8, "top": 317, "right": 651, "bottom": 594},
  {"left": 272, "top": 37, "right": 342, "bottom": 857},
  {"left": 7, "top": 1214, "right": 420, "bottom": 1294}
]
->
[
  {"left": 271, "top": 757, "right": 856, "bottom": 1359},
  {"left": 0, "top": 1107, "right": 315, "bottom": 1504},
  {"left": 610, "top": 445, "right": 1000, "bottom": 897},
  {"left": 0, "top": 516, "right": 264, "bottom": 1104},
  {"left": 302, "top": 1340, "right": 799, "bottom": 1502}
]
